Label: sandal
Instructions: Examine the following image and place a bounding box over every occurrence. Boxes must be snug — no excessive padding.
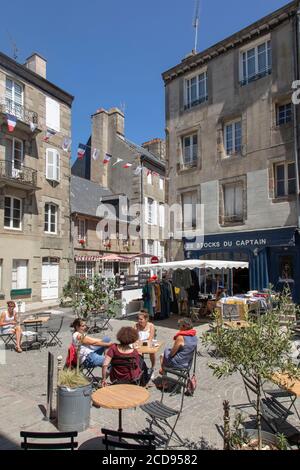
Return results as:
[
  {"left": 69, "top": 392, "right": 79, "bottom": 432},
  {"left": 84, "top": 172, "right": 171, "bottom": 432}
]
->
[{"left": 15, "top": 347, "right": 23, "bottom": 353}]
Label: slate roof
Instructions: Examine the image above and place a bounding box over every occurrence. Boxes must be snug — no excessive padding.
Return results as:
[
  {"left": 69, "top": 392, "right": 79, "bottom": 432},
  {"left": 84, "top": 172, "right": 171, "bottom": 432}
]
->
[
  {"left": 70, "top": 175, "right": 113, "bottom": 217},
  {"left": 122, "top": 138, "right": 165, "bottom": 171}
]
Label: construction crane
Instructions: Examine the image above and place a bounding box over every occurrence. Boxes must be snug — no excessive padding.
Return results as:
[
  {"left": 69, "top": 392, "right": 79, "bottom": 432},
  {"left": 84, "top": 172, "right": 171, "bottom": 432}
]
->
[{"left": 193, "top": 0, "right": 200, "bottom": 54}]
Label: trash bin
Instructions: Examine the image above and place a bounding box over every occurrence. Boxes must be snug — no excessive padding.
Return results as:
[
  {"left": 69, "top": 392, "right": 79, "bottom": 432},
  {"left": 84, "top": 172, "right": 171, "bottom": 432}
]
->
[{"left": 57, "top": 382, "right": 92, "bottom": 432}]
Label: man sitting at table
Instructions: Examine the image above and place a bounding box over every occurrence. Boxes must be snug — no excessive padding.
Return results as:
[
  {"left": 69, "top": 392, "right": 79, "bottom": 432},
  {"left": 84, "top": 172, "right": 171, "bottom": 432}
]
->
[
  {"left": 0, "top": 301, "right": 23, "bottom": 353},
  {"left": 205, "top": 285, "right": 226, "bottom": 316}
]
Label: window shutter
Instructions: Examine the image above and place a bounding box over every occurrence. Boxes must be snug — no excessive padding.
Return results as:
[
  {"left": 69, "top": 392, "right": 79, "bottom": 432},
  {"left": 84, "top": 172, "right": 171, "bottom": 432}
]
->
[
  {"left": 144, "top": 197, "right": 148, "bottom": 223},
  {"left": 46, "top": 97, "right": 60, "bottom": 132},
  {"left": 17, "top": 260, "right": 27, "bottom": 289},
  {"left": 153, "top": 200, "right": 158, "bottom": 225},
  {"left": 55, "top": 150, "right": 60, "bottom": 181},
  {"left": 235, "top": 186, "right": 243, "bottom": 216}
]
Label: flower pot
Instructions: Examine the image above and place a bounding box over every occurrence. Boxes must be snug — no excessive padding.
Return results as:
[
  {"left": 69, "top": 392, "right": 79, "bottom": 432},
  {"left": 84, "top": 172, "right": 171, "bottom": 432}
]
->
[{"left": 57, "top": 381, "right": 92, "bottom": 432}]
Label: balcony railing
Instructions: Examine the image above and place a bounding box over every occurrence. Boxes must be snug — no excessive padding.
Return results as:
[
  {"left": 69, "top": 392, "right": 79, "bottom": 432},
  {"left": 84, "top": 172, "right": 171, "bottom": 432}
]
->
[
  {"left": 0, "top": 98, "right": 39, "bottom": 126},
  {"left": 0, "top": 159, "right": 37, "bottom": 187}
]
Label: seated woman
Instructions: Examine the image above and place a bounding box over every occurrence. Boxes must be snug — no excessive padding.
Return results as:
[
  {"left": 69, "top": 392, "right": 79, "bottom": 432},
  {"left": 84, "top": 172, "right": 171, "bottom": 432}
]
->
[
  {"left": 102, "top": 327, "right": 143, "bottom": 386},
  {"left": 205, "top": 285, "right": 226, "bottom": 316},
  {"left": 160, "top": 317, "right": 197, "bottom": 372},
  {"left": 0, "top": 301, "right": 23, "bottom": 353},
  {"left": 71, "top": 318, "right": 112, "bottom": 367},
  {"left": 135, "top": 309, "right": 155, "bottom": 378}
]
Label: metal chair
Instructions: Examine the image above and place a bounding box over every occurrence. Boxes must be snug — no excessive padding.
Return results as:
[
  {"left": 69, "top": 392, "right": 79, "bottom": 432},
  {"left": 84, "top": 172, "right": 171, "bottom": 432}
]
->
[
  {"left": 20, "top": 431, "right": 78, "bottom": 450},
  {"left": 260, "top": 397, "right": 294, "bottom": 433},
  {"left": 45, "top": 316, "right": 63, "bottom": 347},
  {"left": 222, "top": 303, "right": 241, "bottom": 321},
  {"left": 141, "top": 368, "right": 189, "bottom": 449},
  {"left": 0, "top": 332, "right": 16, "bottom": 349},
  {"left": 65, "top": 344, "right": 99, "bottom": 389},
  {"left": 101, "top": 428, "right": 156, "bottom": 450},
  {"left": 109, "top": 355, "right": 144, "bottom": 386},
  {"left": 86, "top": 311, "right": 113, "bottom": 334}
]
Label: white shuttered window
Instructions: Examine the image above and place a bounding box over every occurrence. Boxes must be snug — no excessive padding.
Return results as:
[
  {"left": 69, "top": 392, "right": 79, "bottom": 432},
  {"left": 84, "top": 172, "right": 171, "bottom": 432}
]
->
[
  {"left": 46, "top": 97, "right": 60, "bottom": 132},
  {"left": 12, "top": 260, "right": 28, "bottom": 289},
  {"left": 46, "top": 148, "right": 60, "bottom": 181}
]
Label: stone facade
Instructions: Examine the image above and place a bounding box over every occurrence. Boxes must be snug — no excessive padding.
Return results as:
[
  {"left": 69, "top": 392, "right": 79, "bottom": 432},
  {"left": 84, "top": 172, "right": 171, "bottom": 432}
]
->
[
  {"left": 163, "top": 1, "right": 300, "bottom": 300},
  {"left": 0, "top": 51, "right": 73, "bottom": 308}
]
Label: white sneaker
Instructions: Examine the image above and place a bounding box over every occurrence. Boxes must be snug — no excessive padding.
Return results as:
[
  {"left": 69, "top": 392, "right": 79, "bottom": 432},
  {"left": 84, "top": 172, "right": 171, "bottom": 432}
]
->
[{"left": 149, "top": 368, "right": 155, "bottom": 380}]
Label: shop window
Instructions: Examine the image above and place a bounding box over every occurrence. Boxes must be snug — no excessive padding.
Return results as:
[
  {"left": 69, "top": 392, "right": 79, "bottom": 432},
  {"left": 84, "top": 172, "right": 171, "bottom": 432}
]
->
[{"left": 76, "top": 261, "right": 95, "bottom": 280}]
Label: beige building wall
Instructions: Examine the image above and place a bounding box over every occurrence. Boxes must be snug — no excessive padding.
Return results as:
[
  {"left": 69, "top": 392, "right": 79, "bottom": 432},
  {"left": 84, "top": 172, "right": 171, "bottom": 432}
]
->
[{"left": 0, "top": 53, "right": 73, "bottom": 307}]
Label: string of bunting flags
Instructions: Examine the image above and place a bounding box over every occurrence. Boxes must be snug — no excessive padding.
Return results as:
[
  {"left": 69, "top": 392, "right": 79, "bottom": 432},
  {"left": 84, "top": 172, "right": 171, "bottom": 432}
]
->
[
  {"left": 3, "top": 112, "right": 164, "bottom": 176},
  {"left": 3, "top": 111, "right": 72, "bottom": 153}
]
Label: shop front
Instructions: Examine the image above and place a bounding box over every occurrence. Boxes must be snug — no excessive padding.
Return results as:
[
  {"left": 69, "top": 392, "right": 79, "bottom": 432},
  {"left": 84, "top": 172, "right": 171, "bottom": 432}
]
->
[{"left": 184, "top": 227, "right": 300, "bottom": 303}]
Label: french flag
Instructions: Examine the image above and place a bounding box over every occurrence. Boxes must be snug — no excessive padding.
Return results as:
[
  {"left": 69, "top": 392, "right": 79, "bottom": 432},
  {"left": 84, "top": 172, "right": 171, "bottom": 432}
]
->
[
  {"left": 123, "top": 163, "right": 132, "bottom": 169},
  {"left": 6, "top": 114, "right": 17, "bottom": 132},
  {"left": 77, "top": 144, "right": 87, "bottom": 160},
  {"left": 103, "top": 153, "right": 112, "bottom": 164},
  {"left": 43, "top": 129, "right": 56, "bottom": 142}
]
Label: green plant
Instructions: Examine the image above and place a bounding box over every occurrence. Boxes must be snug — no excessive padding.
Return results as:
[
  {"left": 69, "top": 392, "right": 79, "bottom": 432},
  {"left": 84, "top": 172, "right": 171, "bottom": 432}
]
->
[
  {"left": 58, "top": 368, "right": 89, "bottom": 388},
  {"left": 276, "top": 433, "right": 288, "bottom": 451},
  {"left": 203, "top": 290, "right": 300, "bottom": 450},
  {"left": 228, "top": 412, "right": 250, "bottom": 450},
  {"left": 62, "top": 274, "right": 123, "bottom": 319}
]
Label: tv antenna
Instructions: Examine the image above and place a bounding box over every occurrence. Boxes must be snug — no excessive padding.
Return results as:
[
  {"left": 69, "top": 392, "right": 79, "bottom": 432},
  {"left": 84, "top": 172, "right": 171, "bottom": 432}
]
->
[
  {"left": 7, "top": 31, "right": 18, "bottom": 60},
  {"left": 120, "top": 101, "right": 126, "bottom": 114},
  {"left": 192, "top": 0, "right": 200, "bottom": 54}
]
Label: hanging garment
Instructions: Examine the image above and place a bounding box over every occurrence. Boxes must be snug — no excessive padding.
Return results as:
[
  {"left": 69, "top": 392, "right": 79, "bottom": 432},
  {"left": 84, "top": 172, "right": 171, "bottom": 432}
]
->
[
  {"left": 160, "top": 281, "right": 171, "bottom": 319},
  {"left": 154, "top": 283, "right": 161, "bottom": 313},
  {"left": 187, "top": 270, "right": 200, "bottom": 301},
  {"left": 172, "top": 269, "right": 184, "bottom": 288},
  {"left": 182, "top": 269, "right": 193, "bottom": 289},
  {"left": 142, "top": 282, "right": 154, "bottom": 318}
]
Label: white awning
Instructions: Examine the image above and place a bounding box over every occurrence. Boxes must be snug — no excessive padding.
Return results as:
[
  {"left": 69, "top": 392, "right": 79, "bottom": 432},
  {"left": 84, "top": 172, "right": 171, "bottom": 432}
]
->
[{"left": 138, "top": 259, "right": 249, "bottom": 270}]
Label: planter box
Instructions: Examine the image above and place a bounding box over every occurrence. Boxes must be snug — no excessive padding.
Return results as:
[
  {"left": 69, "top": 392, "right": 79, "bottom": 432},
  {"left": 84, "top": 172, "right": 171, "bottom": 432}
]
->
[{"left": 10, "top": 288, "right": 32, "bottom": 297}]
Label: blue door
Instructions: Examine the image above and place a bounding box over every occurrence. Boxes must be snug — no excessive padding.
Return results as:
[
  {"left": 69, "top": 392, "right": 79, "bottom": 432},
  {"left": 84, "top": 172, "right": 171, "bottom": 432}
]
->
[{"left": 269, "top": 248, "right": 300, "bottom": 303}]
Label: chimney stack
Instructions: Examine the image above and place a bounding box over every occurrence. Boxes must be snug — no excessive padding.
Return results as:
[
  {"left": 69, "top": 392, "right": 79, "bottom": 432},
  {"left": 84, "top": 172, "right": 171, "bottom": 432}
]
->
[
  {"left": 108, "top": 108, "right": 125, "bottom": 137},
  {"left": 25, "top": 53, "right": 47, "bottom": 79}
]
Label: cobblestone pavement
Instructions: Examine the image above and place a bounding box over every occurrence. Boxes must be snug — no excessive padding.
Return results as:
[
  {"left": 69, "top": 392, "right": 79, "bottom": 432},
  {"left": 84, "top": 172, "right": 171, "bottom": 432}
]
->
[{"left": 0, "top": 308, "right": 299, "bottom": 450}]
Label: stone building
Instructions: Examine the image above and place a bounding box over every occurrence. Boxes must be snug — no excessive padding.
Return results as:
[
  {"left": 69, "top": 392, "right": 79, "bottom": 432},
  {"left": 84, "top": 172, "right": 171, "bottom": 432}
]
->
[
  {"left": 72, "top": 108, "right": 166, "bottom": 275},
  {"left": 0, "top": 51, "right": 73, "bottom": 308},
  {"left": 163, "top": 0, "right": 300, "bottom": 301}
]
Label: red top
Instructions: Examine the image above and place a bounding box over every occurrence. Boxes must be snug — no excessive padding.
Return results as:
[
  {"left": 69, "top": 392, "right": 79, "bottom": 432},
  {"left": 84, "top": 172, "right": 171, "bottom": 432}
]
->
[{"left": 106, "top": 344, "right": 142, "bottom": 383}]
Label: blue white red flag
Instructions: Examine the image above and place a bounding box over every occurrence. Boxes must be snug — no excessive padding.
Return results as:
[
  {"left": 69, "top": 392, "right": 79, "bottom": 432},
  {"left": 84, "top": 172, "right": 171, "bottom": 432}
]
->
[
  {"left": 6, "top": 114, "right": 17, "bottom": 132},
  {"left": 77, "top": 143, "right": 87, "bottom": 160}
]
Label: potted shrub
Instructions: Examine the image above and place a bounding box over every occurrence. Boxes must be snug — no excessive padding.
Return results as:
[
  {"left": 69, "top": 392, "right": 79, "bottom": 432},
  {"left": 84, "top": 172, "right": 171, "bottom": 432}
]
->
[
  {"left": 203, "top": 291, "right": 300, "bottom": 450},
  {"left": 223, "top": 401, "right": 290, "bottom": 450},
  {"left": 62, "top": 274, "right": 123, "bottom": 320},
  {"left": 57, "top": 340, "right": 92, "bottom": 432}
]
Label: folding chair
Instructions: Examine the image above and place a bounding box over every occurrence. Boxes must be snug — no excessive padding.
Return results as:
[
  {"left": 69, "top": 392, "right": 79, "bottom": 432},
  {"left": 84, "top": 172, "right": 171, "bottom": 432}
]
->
[
  {"left": 20, "top": 431, "right": 78, "bottom": 450},
  {"left": 0, "top": 332, "right": 16, "bottom": 349},
  {"left": 109, "top": 356, "right": 144, "bottom": 386},
  {"left": 222, "top": 303, "right": 240, "bottom": 321},
  {"left": 260, "top": 397, "right": 295, "bottom": 433},
  {"left": 101, "top": 428, "right": 156, "bottom": 450},
  {"left": 263, "top": 383, "right": 300, "bottom": 421},
  {"left": 45, "top": 316, "right": 63, "bottom": 347},
  {"left": 141, "top": 368, "right": 189, "bottom": 449},
  {"left": 163, "top": 348, "right": 197, "bottom": 396},
  {"left": 65, "top": 344, "right": 100, "bottom": 389}
]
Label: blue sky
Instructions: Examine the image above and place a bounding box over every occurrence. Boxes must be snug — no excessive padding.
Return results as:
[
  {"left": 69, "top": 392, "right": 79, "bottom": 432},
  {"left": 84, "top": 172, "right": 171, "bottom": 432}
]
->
[{"left": 0, "top": 0, "right": 290, "bottom": 160}]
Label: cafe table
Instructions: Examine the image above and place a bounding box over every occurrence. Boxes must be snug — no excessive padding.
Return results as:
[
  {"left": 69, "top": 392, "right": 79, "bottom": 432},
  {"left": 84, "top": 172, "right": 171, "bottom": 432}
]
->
[
  {"left": 136, "top": 341, "right": 163, "bottom": 355},
  {"left": 223, "top": 320, "right": 250, "bottom": 329},
  {"left": 271, "top": 372, "right": 300, "bottom": 398},
  {"left": 92, "top": 384, "right": 150, "bottom": 432}
]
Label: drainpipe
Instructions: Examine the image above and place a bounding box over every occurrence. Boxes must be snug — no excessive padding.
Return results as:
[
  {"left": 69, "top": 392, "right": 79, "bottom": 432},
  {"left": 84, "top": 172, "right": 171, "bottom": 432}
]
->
[
  {"left": 293, "top": 6, "right": 300, "bottom": 228},
  {"left": 140, "top": 156, "right": 144, "bottom": 255}
]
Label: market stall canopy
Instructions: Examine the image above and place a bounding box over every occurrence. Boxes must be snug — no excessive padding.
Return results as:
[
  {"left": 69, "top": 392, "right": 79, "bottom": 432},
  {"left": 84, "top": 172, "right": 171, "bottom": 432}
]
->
[{"left": 138, "top": 259, "right": 249, "bottom": 270}]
